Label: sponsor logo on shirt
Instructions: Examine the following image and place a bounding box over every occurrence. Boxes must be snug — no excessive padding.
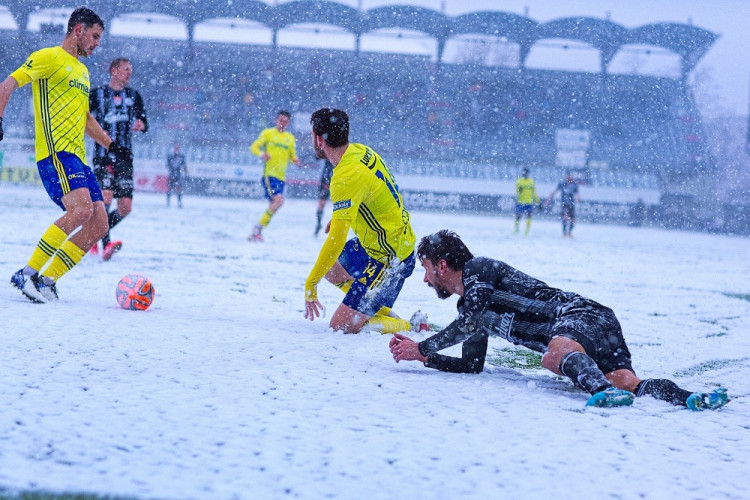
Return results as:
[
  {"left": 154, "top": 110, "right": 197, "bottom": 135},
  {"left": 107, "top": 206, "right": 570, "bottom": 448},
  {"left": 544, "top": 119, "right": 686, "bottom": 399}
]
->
[
  {"left": 68, "top": 78, "right": 89, "bottom": 96},
  {"left": 333, "top": 199, "right": 351, "bottom": 211},
  {"left": 495, "top": 312, "right": 515, "bottom": 340}
]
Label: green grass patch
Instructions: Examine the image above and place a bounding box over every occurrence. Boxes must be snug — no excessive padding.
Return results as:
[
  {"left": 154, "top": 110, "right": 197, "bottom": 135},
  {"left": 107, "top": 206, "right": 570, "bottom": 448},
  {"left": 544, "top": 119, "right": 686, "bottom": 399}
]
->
[
  {"left": 0, "top": 490, "right": 137, "bottom": 500},
  {"left": 673, "top": 357, "right": 749, "bottom": 377},
  {"left": 722, "top": 292, "right": 750, "bottom": 302},
  {"left": 486, "top": 347, "right": 543, "bottom": 369}
]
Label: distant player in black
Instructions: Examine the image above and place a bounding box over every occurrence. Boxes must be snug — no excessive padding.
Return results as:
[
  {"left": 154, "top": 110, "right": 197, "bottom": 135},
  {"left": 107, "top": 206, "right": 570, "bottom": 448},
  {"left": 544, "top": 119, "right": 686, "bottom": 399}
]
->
[
  {"left": 546, "top": 171, "right": 579, "bottom": 237},
  {"left": 314, "top": 158, "right": 334, "bottom": 236},
  {"left": 90, "top": 57, "right": 148, "bottom": 260},
  {"left": 166, "top": 143, "right": 187, "bottom": 208},
  {"left": 390, "top": 230, "right": 729, "bottom": 410}
]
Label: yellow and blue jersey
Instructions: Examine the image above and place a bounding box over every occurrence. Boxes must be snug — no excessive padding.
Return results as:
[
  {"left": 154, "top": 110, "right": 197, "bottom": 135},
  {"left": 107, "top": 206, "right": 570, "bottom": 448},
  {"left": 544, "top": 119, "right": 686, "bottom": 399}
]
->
[
  {"left": 516, "top": 177, "right": 539, "bottom": 205},
  {"left": 330, "top": 143, "right": 415, "bottom": 263},
  {"left": 11, "top": 46, "right": 91, "bottom": 163},
  {"left": 250, "top": 127, "right": 298, "bottom": 181}
]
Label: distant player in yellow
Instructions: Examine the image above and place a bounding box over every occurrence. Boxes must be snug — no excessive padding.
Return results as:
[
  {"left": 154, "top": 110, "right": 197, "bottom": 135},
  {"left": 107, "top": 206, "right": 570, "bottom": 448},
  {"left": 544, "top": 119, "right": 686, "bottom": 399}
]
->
[
  {"left": 249, "top": 110, "right": 300, "bottom": 241},
  {"left": 304, "top": 108, "right": 417, "bottom": 334},
  {"left": 514, "top": 167, "right": 540, "bottom": 236},
  {"left": 0, "top": 7, "right": 132, "bottom": 303}
]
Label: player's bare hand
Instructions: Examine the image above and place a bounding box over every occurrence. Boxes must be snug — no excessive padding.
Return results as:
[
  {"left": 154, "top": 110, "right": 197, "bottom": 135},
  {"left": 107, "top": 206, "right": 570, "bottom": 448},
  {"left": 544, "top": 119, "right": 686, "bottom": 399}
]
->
[
  {"left": 131, "top": 119, "right": 146, "bottom": 132},
  {"left": 305, "top": 299, "right": 324, "bottom": 321},
  {"left": 390, "top": 333, "right": 426, "bottom": 363},
  {"left": 324, "top": 220, "right": 331, "bottom": 234}
]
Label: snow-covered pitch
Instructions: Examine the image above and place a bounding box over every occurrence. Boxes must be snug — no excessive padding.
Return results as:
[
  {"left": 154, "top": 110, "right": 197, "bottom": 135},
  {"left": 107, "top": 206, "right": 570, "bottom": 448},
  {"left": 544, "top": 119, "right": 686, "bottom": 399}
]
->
[{"left": 1, "top": 184, "right": 747, "bottom": 499}]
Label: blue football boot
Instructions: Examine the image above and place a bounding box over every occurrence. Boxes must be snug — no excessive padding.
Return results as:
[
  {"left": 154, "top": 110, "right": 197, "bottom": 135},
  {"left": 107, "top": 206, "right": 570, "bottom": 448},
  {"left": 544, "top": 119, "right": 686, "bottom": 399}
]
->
[
  {"left": 586, "top": 388, "right": 635, "bottom": 408},
  {"left": 686, "top": 388, "right": 729, "bottom": 411}
]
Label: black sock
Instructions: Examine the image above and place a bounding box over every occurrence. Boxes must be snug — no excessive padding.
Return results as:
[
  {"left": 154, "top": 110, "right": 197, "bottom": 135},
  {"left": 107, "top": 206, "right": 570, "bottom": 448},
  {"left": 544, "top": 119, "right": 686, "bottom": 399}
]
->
[
  {"left": 315, "top": 209, "right": 323, "bottom": 232},
  {"left": 559, "top": 351, "right": 611, "bottom": 395},
  {"left": 635, "top": 379, "right": 692, "bottom": 407},
  {"left": 108, "top": 210, "right": 123, "bottom": 229}
]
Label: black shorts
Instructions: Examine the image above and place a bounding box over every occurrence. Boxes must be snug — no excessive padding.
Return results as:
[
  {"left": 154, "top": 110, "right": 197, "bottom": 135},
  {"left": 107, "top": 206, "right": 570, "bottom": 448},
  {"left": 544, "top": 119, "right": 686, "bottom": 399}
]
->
[
  {"left": 317, "top": 181, "right": 330, "bottom": 201},
  {"left": 94, "top": 155, "right": 134, "bottom": 198},
  {"left": 167, "top": 174, "right": 184, "bottom": 192},
  {"left": 551, "top": 305, "right": 633, "bottom": 375},
  {"left": 562, "top": 203, "right": 576, "bottom": 219}
]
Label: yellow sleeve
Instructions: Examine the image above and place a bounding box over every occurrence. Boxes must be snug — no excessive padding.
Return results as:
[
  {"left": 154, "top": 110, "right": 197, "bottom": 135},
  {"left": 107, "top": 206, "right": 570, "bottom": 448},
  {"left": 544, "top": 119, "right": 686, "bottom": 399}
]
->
[
  {"left": 250, "top": 130, "right": 266, "bottom": 156},
  {"left": 290, "top": 136, "right": 298, "bottom": 162},
  {"left": 532, "top": 181, "right": 540, "bottom": 203},
  {"left": 11, "top": 49, "right": 51, "bottom": 87},
  {"left": 304, "top": 219, "right": 351, "bottom": 301},
  {"left": 9, "top": 69, "right": 30, "bottom": 87}
]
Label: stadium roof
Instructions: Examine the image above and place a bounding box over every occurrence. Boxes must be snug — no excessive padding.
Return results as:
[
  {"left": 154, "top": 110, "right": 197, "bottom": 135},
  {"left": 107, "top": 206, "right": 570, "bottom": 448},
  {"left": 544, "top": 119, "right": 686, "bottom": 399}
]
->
[{"left": 3, "top": 0, "right": 718, "bottom": 74}]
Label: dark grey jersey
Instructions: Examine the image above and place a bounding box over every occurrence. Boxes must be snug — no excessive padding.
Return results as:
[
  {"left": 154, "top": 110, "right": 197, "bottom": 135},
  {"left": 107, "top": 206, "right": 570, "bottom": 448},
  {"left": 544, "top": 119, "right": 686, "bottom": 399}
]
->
[
  {"left": 90, "top": 86, "right": 148, "bottom": 158},
  {"left": 418, "top": 257, "right": 614, "bottom": 373}
]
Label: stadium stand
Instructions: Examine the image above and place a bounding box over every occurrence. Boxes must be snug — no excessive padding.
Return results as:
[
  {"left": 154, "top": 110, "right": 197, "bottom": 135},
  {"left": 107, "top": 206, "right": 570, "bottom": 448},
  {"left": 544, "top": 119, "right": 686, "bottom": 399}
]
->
[{"left": 0, "top": 1, "right": 715, "bottom": 196}]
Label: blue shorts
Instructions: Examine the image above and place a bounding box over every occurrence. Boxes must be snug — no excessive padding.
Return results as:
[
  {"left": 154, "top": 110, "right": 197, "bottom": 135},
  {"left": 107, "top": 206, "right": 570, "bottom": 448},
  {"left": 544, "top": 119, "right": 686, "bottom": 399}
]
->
[
  {"left": 338, "top": 238, "right": 415, "bottom": 316},
  {"left": 38, "top": 152, "right": 103, "bottom": 210},
  {"left": 261, "top": 176, "right": 285, "bottom": 201},
  {"left": 516, "top": 203, "right": 534, "bottom": 215}
]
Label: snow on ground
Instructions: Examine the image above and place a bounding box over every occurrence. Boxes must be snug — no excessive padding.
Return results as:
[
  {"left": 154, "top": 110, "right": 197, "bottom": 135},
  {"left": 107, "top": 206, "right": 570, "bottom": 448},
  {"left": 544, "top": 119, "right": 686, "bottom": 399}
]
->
[{"left": 0, "top": 183, "right": 748, "bottom": 500}]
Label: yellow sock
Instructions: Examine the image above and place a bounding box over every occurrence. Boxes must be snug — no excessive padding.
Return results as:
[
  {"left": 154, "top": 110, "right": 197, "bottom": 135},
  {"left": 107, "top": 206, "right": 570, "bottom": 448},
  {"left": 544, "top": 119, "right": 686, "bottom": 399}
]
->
[
  {"left": 376, "top": 305, "right": 392, "bottom": 316},
  {"left": 28, "top": 224, "right": 68, "bottom": 272},
  {"left": 525, "top": 218, "right": 532, "bottom": 235},
  {"left": 41, "top": 240, "right": 85, "bottom": 281},
  {"left": 259, "top": 210, "right": 274, "bottom": 228},
  {"left": 366, "top": 314, "right": 410, "bottom": 334}
]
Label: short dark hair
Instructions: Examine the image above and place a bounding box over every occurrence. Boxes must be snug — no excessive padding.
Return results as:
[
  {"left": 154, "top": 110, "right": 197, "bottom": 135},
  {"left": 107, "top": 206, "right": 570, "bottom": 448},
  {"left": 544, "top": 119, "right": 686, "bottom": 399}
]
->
[
  {"left": 109, "top": 58, "right": 130, "bottom": 73},
  {"left": 277, "top": 110, "right": 291, "bottom": 119},
  {"left": 67, "top": 7, "right": 104, "bottom": 34},
  {"left": 311, "top": 108, "right": 349, "bottom": 148},
  {"left": 417, "top": 230, "right": 474, "bottom": 271}
]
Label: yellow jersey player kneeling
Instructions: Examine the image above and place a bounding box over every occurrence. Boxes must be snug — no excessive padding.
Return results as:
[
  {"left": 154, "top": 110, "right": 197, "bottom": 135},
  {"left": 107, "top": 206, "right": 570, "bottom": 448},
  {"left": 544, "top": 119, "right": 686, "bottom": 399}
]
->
[{"left": 303, "top": 108, "right": 418, "bottom": 334}]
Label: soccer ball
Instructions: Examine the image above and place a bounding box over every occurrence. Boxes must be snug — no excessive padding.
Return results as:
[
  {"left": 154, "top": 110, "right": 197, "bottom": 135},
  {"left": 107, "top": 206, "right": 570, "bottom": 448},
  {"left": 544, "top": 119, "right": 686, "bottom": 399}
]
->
[{"left": 116, "top": 274, "right": 155, "bottom": 311}]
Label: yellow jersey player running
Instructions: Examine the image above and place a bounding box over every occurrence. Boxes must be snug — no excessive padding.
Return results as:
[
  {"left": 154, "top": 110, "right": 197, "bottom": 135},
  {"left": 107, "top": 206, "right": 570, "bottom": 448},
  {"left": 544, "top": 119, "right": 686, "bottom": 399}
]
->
[
  {"left": 514, "top": 167, "right": 540, "bottom": 235},
  {"left": 304, "top": 108, "right": 417, "bottom": 334},
  {"left": 0, "top": 7, "right": 132, "bottom": 303},
  {"left": 249, "top": 110, "right": 301, "bottom": 241}
]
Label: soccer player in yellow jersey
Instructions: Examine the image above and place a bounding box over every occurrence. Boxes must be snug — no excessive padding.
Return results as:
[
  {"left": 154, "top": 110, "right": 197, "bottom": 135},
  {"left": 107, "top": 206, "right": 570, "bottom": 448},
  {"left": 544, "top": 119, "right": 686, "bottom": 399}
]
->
[
  {"left": 514, "top": 167, "right": 540, "bottom": 236},
  {"left": 248, "top": 110, "right": 301, "bottom": 241},
  {"left": 0, "top": 7, "right": 131, "bottom": 303},
  {"left": 304, "top": 108, "right": 418, "bottom": 334}
]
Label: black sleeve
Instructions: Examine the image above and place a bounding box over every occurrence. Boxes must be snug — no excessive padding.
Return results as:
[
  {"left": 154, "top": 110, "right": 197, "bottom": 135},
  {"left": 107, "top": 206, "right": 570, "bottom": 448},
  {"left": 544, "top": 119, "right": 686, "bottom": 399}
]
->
[
  {"left": 89, "top": 88, "right": 99, "bottom": 118},
  {"left": 423, "top": 329, "right": 488, "bottom": 373},
  {"left": 134, "top": 91, "right": 148, "bottom": 133}
]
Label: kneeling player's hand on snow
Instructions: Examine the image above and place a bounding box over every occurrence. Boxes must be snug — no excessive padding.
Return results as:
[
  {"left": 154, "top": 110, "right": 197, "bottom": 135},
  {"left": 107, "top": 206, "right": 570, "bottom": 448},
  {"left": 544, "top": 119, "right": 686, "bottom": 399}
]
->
[
  {"left": 305, "top": 299, "right": 324, "bottom": 321},
  {"left": 304, "top": 283, "right": 323, "bottom": 321}
]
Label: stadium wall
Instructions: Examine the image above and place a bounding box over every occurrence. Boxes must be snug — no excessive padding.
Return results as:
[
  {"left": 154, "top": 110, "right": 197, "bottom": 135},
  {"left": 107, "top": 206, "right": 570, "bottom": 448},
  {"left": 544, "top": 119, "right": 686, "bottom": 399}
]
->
[{"left": 1, "top": 149, "right": 745, "bottom": 234}]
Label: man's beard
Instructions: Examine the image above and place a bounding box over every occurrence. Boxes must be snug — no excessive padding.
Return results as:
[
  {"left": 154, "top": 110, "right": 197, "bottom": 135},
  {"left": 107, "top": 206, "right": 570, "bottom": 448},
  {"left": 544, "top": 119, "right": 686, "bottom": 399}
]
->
[
  {"left": 430, "top": 283, "right": 452, "bottom": 300},
  {"left": 314, "top": 143, "right": 327, "bottom": 160},
  {"left": 76, "top": 41, "right": 90, "bottom": 58}
]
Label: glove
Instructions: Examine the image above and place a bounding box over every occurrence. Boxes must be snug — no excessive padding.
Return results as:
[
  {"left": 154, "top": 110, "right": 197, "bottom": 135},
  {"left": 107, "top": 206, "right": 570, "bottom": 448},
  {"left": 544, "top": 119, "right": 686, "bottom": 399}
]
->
[
  {"left": 107, "top": 143, "right": 133, "bottom": 163},
  {"left": 0, "top": 117, "right": 4, "bottom": 141}
]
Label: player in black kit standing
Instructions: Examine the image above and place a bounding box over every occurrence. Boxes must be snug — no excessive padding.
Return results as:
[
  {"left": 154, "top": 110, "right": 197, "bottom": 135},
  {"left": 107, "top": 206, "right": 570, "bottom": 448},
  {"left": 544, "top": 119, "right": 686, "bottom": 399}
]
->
[{"left": 90, "top": 57, "right": 148, "bottom": 260}]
